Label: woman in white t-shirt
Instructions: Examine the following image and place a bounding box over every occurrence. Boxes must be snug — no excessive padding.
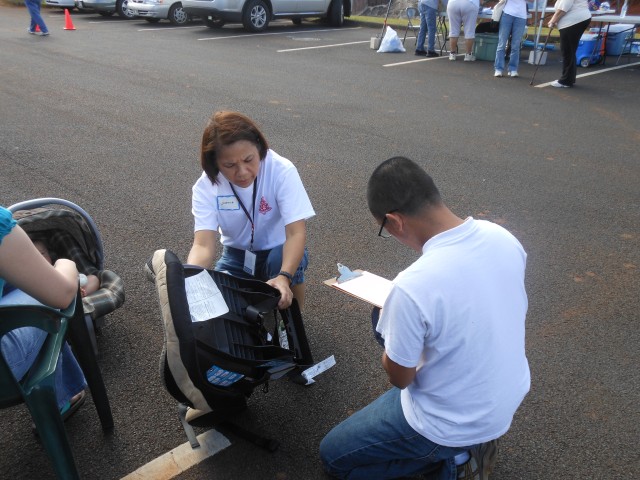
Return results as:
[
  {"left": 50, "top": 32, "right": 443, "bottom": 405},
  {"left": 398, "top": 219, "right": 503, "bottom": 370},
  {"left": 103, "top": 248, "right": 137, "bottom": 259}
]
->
[
  {"left": 187, "top": 111, "right": 315, "bottom": 309},
  {"left": 548, "top": 0, "right": 592, "bottom": 87}
]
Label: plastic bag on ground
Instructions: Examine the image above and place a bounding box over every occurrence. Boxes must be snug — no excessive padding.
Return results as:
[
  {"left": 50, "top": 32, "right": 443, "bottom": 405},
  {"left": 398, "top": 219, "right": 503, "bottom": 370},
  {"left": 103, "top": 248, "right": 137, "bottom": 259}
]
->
[{"left": 377, "top": 27, "right": 406, "bottom": 53}]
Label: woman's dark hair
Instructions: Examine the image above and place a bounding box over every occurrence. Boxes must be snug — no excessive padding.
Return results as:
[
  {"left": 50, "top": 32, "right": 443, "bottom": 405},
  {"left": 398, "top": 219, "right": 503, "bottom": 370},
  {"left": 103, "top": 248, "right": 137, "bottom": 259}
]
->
[
  {"left": 367, "top": 156, "right": 442, "bottom": 220},
  {"left": 200, "top": 111, "right": 269, "bottom": 184}
]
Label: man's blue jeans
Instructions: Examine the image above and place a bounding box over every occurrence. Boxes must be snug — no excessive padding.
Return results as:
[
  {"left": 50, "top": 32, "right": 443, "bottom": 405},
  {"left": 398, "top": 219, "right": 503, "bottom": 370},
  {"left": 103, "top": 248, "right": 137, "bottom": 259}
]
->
[
  {"left": 24, "top": 0, "right": 49, "bottom": 34},
  {"left": 494, "top": 13, "right": 527, "bottom": 73},
  {"left": 416, "top": 3, "right": 438, "bottom": 52},
  {"left": 1, "top": 327, "right": 86, "bottom": 410},
  {"left": 320, "top": 388, "right": 472, "bottom": 480},
  {"left": 215, "top": 245, "right": 309, "bottom": 285}
]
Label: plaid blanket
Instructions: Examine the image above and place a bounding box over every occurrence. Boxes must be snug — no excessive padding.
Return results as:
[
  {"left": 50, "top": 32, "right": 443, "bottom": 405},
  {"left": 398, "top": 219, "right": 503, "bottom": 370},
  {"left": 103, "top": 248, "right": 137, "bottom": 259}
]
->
[
  {"left": 83, "top": 270, "right": 125, "bottom": 320},
  {"left": 14, "top": 208, "right": 125, "bottom": 321}
]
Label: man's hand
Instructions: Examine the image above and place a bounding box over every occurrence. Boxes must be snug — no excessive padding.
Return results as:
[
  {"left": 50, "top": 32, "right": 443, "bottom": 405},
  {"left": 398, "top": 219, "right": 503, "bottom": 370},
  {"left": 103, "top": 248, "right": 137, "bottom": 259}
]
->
[{"left": 266, "top": 275, "right": 293, "bottom": 309}]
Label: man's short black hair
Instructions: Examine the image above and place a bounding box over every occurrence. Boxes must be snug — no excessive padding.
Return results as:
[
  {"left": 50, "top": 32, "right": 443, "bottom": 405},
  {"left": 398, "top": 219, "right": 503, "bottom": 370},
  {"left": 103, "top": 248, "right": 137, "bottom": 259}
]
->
[{"left": 367, "top": 156, "right": 442, "bottom": 220}]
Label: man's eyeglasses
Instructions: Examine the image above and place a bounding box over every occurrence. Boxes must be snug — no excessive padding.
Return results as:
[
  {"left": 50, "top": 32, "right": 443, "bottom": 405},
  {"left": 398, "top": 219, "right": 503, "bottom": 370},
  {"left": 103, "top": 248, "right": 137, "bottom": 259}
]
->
[{"left": 377, "top": 210, "right": 398, "bottom": 238}]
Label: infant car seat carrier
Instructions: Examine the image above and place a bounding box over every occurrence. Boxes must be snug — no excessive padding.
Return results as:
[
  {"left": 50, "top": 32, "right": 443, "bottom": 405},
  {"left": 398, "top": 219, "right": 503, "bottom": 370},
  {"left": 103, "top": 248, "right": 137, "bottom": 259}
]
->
[
  {"left": 146, "top": 249, "right": 314, "bottom": 449},
  {"left": 8, "top": 198, "right": 125, "bottom": 354}
]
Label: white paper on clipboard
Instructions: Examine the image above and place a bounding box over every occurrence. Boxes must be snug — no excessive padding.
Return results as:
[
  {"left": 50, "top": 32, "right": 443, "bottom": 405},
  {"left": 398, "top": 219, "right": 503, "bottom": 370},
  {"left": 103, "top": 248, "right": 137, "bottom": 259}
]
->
[{"left": 324, "top": 270, "right": 393, "bottom": 309}]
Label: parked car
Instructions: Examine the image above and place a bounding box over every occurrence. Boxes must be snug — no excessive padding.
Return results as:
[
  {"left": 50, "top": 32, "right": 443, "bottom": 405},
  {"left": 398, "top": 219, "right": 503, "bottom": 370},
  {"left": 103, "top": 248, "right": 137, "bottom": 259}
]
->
[
  {"left": 46, "top": 0, "right": 91, "bottom": 10},
  {"left": 182, "top": 0, "right": 351, "bottom": 33},
  {"left": 76, "top": 0, "right": 136, "bottom": 18},
  {"left": 127, "top": 0, "right": 193, "bottom": 25},
  {"left": 45, "top": 0, "right": 74, "bottom": 9}
]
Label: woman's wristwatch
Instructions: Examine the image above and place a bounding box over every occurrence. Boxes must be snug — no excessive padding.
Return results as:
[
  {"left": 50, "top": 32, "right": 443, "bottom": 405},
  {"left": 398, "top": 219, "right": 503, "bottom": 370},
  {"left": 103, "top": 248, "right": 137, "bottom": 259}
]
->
[{"left": 278, "top": 271, "right": 293, "bottom": 285}]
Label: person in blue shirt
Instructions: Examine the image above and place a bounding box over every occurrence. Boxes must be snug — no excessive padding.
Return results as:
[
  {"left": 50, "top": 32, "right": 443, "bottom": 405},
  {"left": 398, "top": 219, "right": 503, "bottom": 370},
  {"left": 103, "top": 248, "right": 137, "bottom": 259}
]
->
[{"left": 0, "top": 206, "right": 86, "bottom": 417}]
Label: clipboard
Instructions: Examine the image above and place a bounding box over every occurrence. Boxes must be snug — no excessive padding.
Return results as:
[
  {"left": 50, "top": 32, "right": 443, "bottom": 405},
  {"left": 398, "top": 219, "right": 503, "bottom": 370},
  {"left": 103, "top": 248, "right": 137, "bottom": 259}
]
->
[{"left": 323, "top": 264, "right": 393, "bottom": 309}]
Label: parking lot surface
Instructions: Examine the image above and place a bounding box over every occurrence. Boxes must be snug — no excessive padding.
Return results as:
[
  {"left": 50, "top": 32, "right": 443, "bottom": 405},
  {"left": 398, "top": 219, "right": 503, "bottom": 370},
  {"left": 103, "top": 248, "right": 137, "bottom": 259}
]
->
[{"left": 1, "top": 6, "right": 639, "bottom": 479}]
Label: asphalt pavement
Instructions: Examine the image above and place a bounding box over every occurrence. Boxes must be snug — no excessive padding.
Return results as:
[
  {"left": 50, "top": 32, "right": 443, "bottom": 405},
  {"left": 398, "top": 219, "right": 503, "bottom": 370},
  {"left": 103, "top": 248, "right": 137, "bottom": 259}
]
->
[{"left": 0, "top": 5, "right": 639, "bottom": 479}]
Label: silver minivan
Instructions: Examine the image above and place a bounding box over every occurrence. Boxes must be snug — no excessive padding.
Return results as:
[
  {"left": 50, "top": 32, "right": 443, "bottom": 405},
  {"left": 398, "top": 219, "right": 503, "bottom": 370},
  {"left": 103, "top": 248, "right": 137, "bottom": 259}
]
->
[
  {"left": 127, "top": 0, "right": 192, "bottom": 25},
  {"left": 182, "top": 0, "right": 351, "bottom": 32}
]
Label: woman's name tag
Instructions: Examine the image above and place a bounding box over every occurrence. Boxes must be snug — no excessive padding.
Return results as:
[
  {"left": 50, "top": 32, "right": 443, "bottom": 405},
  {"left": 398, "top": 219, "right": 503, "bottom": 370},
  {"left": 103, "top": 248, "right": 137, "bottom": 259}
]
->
[{"left": 217, "top": 196, "right": 239, "bottom": 210}]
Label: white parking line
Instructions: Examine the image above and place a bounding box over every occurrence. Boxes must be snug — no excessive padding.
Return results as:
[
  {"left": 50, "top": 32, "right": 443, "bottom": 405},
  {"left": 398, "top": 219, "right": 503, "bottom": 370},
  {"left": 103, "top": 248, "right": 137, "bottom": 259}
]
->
[
  {"left": 138, "top": 25, "right": 208, "bottom": 32},
  {"left": 278, "top": 40, "right": 369, "bottom": 52},
  {"left": 197, "top": 26, "right": 361, "bottom": 40},
  {"left": 87, "top": 20, "right": 136, "bottom": 24},
  {"left": 120, "top": 429, "right": 231, "bottom": 480},
  {"left": 383, "top": 54, "right": 449, "bottom": 67},
  {"left": 535, "top": 61, "right": 640, "bottom": 87}
]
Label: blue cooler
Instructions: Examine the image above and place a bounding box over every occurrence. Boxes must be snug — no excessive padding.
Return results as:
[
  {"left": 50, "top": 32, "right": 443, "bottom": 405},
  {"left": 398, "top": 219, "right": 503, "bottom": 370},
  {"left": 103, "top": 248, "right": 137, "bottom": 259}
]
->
[
  {"left": 576, "top": 33, "right": 604, "bottom": 67},
  {"left": 601, "top": 24, "right": 635, "bottom": 55}
]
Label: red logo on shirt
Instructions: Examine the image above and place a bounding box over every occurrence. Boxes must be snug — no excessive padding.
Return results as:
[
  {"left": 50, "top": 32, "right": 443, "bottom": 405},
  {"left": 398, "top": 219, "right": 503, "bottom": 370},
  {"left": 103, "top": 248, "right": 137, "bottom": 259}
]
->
[{"left": 259, "top": 196, "right": 272, "bottom": 215}]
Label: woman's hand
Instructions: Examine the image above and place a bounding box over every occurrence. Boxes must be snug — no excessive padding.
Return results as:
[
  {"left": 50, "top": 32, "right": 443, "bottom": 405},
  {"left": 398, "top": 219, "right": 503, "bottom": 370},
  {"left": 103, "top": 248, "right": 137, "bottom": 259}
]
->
[
  {"left": 270, "top": 219, "right": 307, "bottom": 309},
  {"left": 548, "top": 9, "right": 565, "bottom": 30},
  {"left": 267, "top": 275, "right": 293, "bottom": 309}
]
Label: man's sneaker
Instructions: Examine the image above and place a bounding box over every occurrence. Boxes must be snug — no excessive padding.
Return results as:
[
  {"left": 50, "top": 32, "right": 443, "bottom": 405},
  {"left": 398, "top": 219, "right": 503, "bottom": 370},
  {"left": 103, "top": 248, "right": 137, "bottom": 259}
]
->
[
  {"left": 494, "top": 70, "right": 503, "bottom": 77},
  {"left": 37, "top": 31, "right": 50, "bottom": 36},
  {"left": 464, "top": 53, "right": 476, "bottom": 62},
  {"left": 457, "top": 439, "right": 499, "bottom": 480},
  {"left": 415, "top": 50, "right": 427, "bottom": 56},
  {"left": 427, "top": 50, "right": 440, "bottom": 57},
  {"left": 28, "top": 29, "right": 37, "bottom": 34},
  {"left": 508, "top": 71, "right": 519, "bottom": 77},
  {"left": 449, "top": 52, "right": 457, "bottom": 61},
  {"left": 551, "top": 80, "right": 570, "bottom": 88}
]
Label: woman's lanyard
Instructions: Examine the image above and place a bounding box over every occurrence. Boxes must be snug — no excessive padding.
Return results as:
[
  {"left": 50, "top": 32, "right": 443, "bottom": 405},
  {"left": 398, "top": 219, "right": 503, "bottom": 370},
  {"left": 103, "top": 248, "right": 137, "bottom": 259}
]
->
[{"left": 229, "top": 178, "right": 257, "bottom": 252}]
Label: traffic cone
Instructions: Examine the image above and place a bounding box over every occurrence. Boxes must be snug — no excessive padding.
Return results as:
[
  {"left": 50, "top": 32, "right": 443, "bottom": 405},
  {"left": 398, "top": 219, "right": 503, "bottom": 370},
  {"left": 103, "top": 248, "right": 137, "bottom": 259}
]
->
[
  {"left": 35, "top": 24, "right": 41, "bottom": 32},
  {"left": 63, "top": 8, "right": 76, "bottom": 30}
]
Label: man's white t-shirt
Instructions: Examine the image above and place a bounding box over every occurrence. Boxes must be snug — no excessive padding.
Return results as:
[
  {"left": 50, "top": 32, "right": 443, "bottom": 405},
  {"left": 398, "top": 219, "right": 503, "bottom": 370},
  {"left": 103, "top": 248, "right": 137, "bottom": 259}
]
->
[
  {"left": 377, "top": 218, "right": 530, "bottom": 447},
  {"left": 192, "top": 149, "right": 315, "bottom": 251}
]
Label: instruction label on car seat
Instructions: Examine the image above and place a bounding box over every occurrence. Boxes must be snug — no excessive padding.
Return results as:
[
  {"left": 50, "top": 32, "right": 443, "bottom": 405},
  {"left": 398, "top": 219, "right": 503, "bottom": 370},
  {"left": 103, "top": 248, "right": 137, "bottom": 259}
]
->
[
  {"left": 206, "top": 365, "right": 244, "bottom": 386},
  {"left": 185, "top": 270, "right": 229, "bottom": 322}
]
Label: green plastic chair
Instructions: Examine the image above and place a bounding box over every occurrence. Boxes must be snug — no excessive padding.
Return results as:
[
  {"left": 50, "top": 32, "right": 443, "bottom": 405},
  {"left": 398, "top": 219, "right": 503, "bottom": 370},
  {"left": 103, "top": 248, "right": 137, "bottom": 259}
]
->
[{"left": 0, "top": 291, "right": 114, "bottom": 479}]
